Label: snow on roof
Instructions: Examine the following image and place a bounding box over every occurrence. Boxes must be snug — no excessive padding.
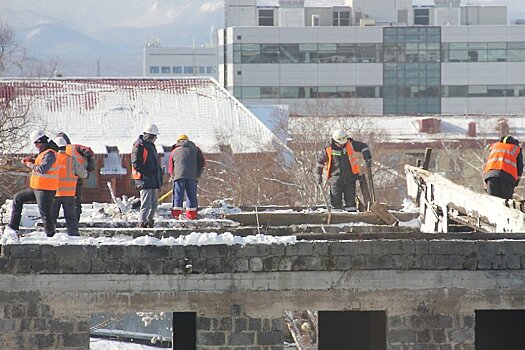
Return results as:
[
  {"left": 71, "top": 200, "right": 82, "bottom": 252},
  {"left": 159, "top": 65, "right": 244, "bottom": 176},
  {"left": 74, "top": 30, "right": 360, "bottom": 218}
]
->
[
  {"left": 289, "top": 114, "right": 525, "bottom": 143},
  {"left": 0, "top": 78, "right": 288, "bottom": 154}
]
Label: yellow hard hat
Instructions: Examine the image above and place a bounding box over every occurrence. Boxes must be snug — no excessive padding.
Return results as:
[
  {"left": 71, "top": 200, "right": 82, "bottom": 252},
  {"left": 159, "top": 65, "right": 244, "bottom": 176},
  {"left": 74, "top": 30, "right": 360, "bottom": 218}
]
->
[{"left": 177, "top": 134, "right": 189, "bottom": 141}]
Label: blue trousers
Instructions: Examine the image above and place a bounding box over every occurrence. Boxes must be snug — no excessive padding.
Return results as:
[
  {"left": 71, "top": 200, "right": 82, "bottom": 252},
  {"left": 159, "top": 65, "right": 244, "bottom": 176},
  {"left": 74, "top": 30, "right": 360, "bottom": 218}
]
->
[{"left": 172, "top": 179, "right": 198, "bottom": 210}]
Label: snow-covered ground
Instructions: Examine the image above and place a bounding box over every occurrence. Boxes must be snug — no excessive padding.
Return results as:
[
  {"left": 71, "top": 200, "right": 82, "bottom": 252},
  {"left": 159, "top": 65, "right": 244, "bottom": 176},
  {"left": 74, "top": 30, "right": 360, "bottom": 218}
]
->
[{"left": 0, "top": 196, "right": 420, "bottom": 246}]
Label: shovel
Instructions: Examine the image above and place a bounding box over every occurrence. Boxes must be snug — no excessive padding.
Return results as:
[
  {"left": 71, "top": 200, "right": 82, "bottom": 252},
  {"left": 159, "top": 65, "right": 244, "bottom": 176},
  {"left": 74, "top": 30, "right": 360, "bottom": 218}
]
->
[{"left": 319, "top": 180, "right": 332, "bottom": 225}]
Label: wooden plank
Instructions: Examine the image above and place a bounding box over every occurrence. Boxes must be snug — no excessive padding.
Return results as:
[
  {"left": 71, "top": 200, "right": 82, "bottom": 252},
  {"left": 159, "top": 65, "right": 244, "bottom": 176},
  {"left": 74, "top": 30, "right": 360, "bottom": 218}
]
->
[
  {"left": 223, "top": 211, "right": 418, "bottom": 226},
  {"left": 358, "top": 174, "right": 371, "bottom": 208},
  {"left": 370, "top": 202, "right": 399, "bottom": 225}
]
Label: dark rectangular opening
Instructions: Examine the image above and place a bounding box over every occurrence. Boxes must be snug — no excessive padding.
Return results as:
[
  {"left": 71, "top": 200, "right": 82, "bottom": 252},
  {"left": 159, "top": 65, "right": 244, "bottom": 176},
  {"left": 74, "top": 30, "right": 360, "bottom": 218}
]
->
[
  {"left": 318, "top": 311, "right": 386, "bottom": 350},
  {"left": 476, "top": 310, "right": 525, "bottom": 349},
  {"left": 173, "top": 312, "right": 196, "bottom": 350}
]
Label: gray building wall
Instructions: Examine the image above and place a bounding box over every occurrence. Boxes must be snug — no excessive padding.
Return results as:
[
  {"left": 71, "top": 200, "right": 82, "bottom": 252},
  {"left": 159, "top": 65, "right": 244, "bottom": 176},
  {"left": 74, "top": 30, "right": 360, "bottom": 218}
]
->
[{"left": 1, "top": 237, "right": 524, "bottom": 348}]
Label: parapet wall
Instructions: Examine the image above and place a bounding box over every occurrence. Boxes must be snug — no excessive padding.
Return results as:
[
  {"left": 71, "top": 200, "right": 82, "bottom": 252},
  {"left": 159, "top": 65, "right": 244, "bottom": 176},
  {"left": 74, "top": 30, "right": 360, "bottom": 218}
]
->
[{"left": 1, "top": 238, "right": 524, "bottom": 349}]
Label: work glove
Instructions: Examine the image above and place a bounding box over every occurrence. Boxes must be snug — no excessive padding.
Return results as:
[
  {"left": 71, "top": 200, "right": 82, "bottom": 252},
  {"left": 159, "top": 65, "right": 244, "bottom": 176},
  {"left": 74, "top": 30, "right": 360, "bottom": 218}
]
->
[
  {"left": 365, "top": 158, "right": 372, "bottom": 167},
  {"left": 314, "top": 173, "right": 322, "bottom": 185}
]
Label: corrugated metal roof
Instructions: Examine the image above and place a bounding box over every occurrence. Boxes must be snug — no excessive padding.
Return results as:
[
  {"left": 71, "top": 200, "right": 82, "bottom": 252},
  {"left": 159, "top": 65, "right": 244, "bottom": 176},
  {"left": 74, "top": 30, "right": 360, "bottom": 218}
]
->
[{"left": 1, "top": 77, "right": 288, "bottom": 154}]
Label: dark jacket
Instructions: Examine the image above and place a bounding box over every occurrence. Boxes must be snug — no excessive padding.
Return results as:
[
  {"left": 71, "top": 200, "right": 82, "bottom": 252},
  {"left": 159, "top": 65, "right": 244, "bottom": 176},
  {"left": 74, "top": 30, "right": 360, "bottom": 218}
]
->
[
  {"left": 131, "top": 135, "right": 163, "bottom": 189},
  {"left": 316, "top": 138, "right": 372, "bottom": 182},
  {"left": 168, "top": 140, "right": 205, "bottom": 181},
  {"left": 484, "top": 136, "right": 523, "bottom": 186}
]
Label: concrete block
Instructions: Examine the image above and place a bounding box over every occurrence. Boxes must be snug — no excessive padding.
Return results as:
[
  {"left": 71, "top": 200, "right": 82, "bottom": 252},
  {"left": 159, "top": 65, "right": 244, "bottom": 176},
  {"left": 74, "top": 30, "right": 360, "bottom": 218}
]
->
[
  {"left": 388, "top": 328, "right": 417, "bottom": 343},
  {"left": 234, "top": 258, "right": 249, "bottom": 272},
  {"left": 142, "top": 245, "right": 170, "bottom": 259},
  {"left": 447, "top": 328, "right": 474, "bottom": 343},
  {"left": 228, "top": 332, "right": 255, "bottom": 345},
  {"left": 257, "top": 331, "right": 283, "bottom": 345},
  {"left": 329, "top": 242, "right": 357, "bottom": 256},
  {"left": 197, "top": 331, "right": 226, "bottom": 345},
  {"left": 286, "top": 242, "right": 314, "bottom": 256},
  {"left": 234, "top": 317, "right": 248, "bottom": 331},
  {"left": 170, "top": 246, "right": 185, "bottom": 259},
  {"left": 238, "top": 245, "right": 271, "bottom": 257},
  {"left": 97, "top": 245, "right": 125, "bottom": 260},
  {"left": 248, "top": 318, "right": 262, "bottom": 331},
  {"left": 15, "top": 260, "right": 34, "bottom": 274},
  {"left": 30, "top": 333, "right": 57, "bottom": 348},
  {"left": 147, "top": 260, "right": 164, "bottom": 274},
  {"left": 61, "top": 332, "right": 89, "bottom": 347},
  {"left": 262, "top": 257, "right": 281, "bottom": 272},
  {"left": 9, "top": 245, "right": 41, "bottom": 258},
  {"left": 0, "top": 319, "right": 16, "bottom": 332},
  {"left": 250, "top": 257, "right": 264, "bottom": 272},
  {"left": 197, "top": 317, "right": 212, "bottom": 331},
  {"left": 200, "top": 245, "right": 231, "bottom": 258}
]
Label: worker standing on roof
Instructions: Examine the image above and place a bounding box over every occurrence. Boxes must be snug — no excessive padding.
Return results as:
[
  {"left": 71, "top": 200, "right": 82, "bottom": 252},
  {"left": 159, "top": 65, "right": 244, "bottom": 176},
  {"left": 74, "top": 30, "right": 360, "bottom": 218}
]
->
[
  {"left": 168, "top": 134, "right": 205, "bottom": 220},
  {"left": 131, "top": 124, "right": 163, "bottom": 228},
  {"left": 483, "top": 135, "right": 523, "bottom": 199},
  {"left": 51, "top": 137, "right": 88, "bottom": 236},
  {"left": 314, "top": 129, "right": 372, "bottom": 212},
  {"left": 4, "top": 130, "right": 59, "bottom": 238},
  {"left": 55, "top": 132, "right": 96, "bottom": 222}
]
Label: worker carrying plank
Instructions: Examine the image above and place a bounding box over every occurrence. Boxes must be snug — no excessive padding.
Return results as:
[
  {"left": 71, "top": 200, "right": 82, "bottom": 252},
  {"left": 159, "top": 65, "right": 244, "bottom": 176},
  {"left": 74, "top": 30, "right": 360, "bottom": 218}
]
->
[
  {"left": 314, "top": 129, "right": 372, "bottom": 212},
  {"left": 483, "top": 135, "right": 523, "bottom": 199}
]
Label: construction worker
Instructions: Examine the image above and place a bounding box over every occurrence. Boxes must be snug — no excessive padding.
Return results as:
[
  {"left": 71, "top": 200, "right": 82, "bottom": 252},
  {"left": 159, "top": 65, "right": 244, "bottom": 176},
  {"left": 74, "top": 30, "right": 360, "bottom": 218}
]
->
[
  {"left": 483, "top": 135, "right": 523, "bottom": 199},
  {"left": 50, "top": 137, "right": 88, "bottom": 236},
  {"left": 315, "top": 129, "right": 372, "bottom": 211},
  {"left": 168, "top": 134, "right": 205, "bottom": 220},
  {"left": 55, "top": 132, "right": 96, "bottom": 222},
  {"left": 131, "top": 124, "right": 163, "bottom": 228},
  {"left": 5, "top": 130, "right": 59, "bottom": 237}
]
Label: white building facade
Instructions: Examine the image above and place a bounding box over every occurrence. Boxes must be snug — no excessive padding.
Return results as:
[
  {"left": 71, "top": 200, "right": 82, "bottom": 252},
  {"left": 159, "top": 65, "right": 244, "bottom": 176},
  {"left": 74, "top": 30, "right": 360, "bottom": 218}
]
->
[
  {"left": 143, "top": 45, "right": 219, "bottom": 80},
  {"left": 218, "top": 0, "right": 525, "bottom": 115}
]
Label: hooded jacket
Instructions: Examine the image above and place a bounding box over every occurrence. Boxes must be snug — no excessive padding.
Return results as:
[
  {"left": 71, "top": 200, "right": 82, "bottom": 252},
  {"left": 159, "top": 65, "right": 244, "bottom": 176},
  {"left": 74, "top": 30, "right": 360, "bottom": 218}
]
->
[{"left": 168, "top": 140, "right": 205, "bottom": 181}]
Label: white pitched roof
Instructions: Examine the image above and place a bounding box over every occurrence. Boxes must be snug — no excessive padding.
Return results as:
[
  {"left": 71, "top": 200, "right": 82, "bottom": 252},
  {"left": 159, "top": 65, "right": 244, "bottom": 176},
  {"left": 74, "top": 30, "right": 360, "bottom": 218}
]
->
[{"left": 1, "top": 78, "right": 287, "bottom": 154}]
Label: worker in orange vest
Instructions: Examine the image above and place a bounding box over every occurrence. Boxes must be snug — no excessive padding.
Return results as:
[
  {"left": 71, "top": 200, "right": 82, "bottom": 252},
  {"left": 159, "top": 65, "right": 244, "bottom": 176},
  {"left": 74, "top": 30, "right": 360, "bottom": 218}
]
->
[
  {"left": 55, "top": 132, "right": 96, "bottom": 222},
  {"left": 131, "top": 124, "right": 163, "bottom": 228},
  {"left": 5, "top": 130, "right": 59, "bottom": 238},
  {"left": 50, "top": 137, "right": 88, "bottom": 236},
  {"left": 314, "top": 129, "right": 372, "bottom": 211},
  {"left": 483, "top": 135, "right": 523, "bottom": 199}
]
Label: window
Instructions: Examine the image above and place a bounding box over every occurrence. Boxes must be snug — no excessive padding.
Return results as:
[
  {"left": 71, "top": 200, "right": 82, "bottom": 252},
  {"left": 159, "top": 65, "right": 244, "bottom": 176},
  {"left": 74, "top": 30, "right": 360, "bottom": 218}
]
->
[
  {"left": 206, "top": 66, "right": 215, "bottom": 74},
  {"left": 198, "top": 66, "right": 205, "bottom": 74},
  {"left": 149, "top": 66, "right": 159, "bottom": 74},
  {"left": 258, "top": 9, "right": 274, "bottom": 26},
  {"left": 333, "top": 10, "right": 350, "bottom": 26},
  {"left": 161, "top": 66, "right": 170, "bottom": 74},
  {"left": 183, "top": 66, "right": 193, "bottom": 74},
  {"left": 173, "top": 66, "right": 182, "bottom": 74},
  {"left": 414, "top": 9, "right": 429, "bottom": 25}
]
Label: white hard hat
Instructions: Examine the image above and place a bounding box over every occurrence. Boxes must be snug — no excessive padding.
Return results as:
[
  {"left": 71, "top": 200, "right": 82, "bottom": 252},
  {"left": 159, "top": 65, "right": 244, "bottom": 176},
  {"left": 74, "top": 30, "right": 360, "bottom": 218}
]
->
[
  {"left": 54, "top": 137, "right": 68, "bottom": 147},
  {"left": 143, "top": 123, "right": 159, "bottom": 136},
  {"left": 30, "top": 129, "right": 46, "bottom": 143},
  {"left": 332, "top": 129, "right": 347, "bottom": 144}
]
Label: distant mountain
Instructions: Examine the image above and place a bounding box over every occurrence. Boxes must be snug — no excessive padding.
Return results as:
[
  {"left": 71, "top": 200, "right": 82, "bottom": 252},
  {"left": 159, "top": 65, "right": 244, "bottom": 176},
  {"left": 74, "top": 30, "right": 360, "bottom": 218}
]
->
[{"left": 0, "top": 1, "right": 223, "bottom": 77}]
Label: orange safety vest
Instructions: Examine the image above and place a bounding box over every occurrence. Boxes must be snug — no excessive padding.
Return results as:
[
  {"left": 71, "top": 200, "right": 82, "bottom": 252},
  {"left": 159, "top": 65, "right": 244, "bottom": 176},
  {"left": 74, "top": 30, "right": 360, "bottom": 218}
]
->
[
  {"left": 483, "top": 141, "right": 520, "bottom": 180},
  {"left": 30, "top": 149, "right": 59, "bottom": 191},
  {"left": 56, "top": 152, "right": 78, "bottom": 197},
  {"left": 66, "top": 144, "right": 85, "bottom": 167},
  {"left": 324, "top": 142, "right": 360, "bottom": 179},
  {"left": 131, "top": 148, "right": 148, "bottom": 180}
]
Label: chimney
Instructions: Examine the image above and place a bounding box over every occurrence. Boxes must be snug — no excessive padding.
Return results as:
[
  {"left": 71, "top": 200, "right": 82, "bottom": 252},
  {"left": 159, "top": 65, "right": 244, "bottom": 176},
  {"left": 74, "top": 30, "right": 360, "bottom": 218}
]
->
[
  {"left": 418, "top": 118, "right": 441, "bottom": 134},
  {"left": 467, "top": 121, "right": 476, "bottom": 137}
]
